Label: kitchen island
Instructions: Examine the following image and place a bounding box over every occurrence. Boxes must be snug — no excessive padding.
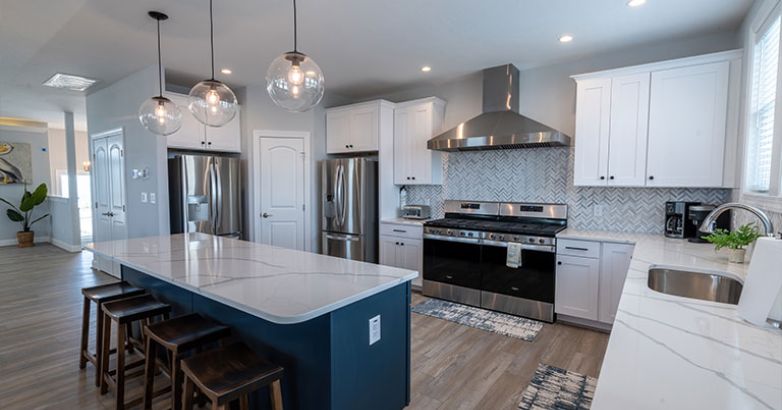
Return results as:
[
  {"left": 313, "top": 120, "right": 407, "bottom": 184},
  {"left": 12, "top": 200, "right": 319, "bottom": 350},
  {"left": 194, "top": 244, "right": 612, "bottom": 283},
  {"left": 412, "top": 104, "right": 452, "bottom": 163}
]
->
[{"left": 86, "top": 233, "right": 418, "bottom": 410}]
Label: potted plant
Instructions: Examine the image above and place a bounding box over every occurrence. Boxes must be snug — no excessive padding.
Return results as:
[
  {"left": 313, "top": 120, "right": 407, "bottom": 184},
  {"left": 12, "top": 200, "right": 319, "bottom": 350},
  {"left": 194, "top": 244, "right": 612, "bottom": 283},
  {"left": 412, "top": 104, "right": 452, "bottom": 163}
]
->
[
  {"left": 703, "top": 223, "right": 762, "bottom": 264},
  {"left": 0, "top": 183, "right": 50, "bottom": 248}
]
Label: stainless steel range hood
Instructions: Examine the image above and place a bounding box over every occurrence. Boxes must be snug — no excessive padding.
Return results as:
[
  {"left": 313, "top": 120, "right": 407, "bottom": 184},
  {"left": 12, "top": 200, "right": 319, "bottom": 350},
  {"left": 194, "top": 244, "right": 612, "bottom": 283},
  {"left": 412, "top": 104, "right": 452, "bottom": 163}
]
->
[{"left": 427, "top": 64, "right": 570, "bottom": 151}]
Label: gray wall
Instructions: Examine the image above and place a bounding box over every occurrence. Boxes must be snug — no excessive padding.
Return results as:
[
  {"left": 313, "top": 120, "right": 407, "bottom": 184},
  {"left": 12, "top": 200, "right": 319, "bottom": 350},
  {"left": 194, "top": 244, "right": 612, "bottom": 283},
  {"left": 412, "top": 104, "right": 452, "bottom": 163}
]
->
[
  {"left": 0, "top": 127, "right": 51, "bottom": 244},
  {"left": 86, "top": 65, "right": 169, "bottom": 239}
]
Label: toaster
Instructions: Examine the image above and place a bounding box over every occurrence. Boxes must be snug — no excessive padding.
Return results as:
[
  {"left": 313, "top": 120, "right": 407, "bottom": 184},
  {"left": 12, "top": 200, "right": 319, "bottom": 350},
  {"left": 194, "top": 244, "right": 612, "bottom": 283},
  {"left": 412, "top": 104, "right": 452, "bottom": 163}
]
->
[{"left": 400, "top": 205, "right": 431, "bottom": 220}]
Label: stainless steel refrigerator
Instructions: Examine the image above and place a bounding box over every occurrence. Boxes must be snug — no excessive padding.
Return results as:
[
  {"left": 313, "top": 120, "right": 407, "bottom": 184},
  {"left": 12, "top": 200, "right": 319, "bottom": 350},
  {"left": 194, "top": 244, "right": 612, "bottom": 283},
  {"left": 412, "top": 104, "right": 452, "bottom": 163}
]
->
[
  {"left": 168, "top": 153, "right": 242, "bottom": 238},
  {"left": 321, "top": 158, "right": 378, "bottom": 262}
]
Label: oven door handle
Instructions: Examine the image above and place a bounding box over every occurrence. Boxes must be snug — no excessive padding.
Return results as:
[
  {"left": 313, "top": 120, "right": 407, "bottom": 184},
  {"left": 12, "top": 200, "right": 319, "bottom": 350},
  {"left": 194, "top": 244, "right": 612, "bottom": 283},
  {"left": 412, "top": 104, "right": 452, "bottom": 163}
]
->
[{"left": 423, "top": 234, "right": 481, "bottom": 245}]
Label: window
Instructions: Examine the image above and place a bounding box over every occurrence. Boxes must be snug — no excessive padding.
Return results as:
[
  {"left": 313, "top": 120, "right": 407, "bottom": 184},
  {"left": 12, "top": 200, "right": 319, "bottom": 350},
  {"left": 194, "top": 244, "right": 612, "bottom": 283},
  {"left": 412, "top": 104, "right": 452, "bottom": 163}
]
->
[{"left": 745, "top": 7, "right": 782, "bottom": 206}]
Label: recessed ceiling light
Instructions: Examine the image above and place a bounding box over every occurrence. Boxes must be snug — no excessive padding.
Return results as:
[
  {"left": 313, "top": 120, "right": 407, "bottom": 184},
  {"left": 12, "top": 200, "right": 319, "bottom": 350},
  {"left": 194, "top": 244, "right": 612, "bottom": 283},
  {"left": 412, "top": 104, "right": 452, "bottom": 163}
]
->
[
  {"left": 421, "top": 66, "right": 432, "bottom": 72},
  {"left": 627, "top": 0, "right": 647, "bottom": 7},
  {"left": 42, "top": 73, "right": 97, "bottom": 91},
  {"left": 559, "top": 34, "right": 574, "bottom": 43},
  {"left": 220, "top": 68, "right": 232, "bottom": 75}
]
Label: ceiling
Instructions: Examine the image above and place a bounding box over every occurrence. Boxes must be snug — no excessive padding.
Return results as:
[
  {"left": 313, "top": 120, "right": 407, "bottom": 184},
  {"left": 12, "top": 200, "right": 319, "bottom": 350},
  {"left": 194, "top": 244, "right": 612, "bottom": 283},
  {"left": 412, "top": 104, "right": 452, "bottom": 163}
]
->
[{"left": 0, "top": 0, "right": 753, "bottom": 131}]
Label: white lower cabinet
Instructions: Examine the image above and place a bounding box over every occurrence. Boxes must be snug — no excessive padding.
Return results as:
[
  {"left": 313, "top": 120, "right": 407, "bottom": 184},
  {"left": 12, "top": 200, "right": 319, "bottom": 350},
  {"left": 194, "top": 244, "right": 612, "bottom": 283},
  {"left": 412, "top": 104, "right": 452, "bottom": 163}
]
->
[
  {"left": 555, "top": 238, "right": 634, "bottom": 325},
  {"left": 379, "top": 222, "right": 423, "bottom": 287}
]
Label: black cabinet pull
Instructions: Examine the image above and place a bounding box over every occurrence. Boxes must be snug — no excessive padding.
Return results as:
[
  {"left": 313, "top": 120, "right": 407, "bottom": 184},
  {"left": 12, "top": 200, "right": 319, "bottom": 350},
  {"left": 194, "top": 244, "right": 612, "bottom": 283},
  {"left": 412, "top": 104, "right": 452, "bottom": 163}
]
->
[
  {"left": 207, "top": 141, "right": 212, "bottom": 145},
  {"left": 565, "top": 246, "right": 589, "bottom": 251},
  {"left": 201, "top": 141, "right": 205, "bottom": 145},
  {"left": 345, "top": 144, "right": 349, "bottom": 148},
  {"left": 599, "top": 176, "right": 605, "bottom": 180},
  {"left": 411, "top": 176, "right": 416, "bottom": 180},
  {"left": 400, "top": 242, "right": 405, "bottom": 246},
  {"left": 557, "top": 261, "right": 562, "bottom": 265},
  {"left": 392, "top": 229, "right": 406, "bottom": 233},
  {"left": 609, "top": 176, "right": 614, "bottom": 180},
  {"left": 395, "top": 242, "right": 399, "bottom": 245},
  {"left": 649, "top": 175, "right": 654, "bottom": 180}
]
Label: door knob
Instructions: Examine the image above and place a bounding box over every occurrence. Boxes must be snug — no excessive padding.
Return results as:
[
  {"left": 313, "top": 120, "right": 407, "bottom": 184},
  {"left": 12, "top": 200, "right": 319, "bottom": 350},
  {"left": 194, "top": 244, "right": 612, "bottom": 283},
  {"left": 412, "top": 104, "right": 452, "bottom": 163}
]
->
[{"left": 262, "top": 212, "right": 272, "bottom": 218}]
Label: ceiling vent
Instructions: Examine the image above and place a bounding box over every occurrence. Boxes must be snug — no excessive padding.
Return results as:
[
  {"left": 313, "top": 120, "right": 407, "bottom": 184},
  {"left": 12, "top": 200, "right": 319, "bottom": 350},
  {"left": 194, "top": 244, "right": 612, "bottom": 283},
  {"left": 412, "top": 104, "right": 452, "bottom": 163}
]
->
[{"left": 42, "top": 73, "right": 97, "bottom": 91}]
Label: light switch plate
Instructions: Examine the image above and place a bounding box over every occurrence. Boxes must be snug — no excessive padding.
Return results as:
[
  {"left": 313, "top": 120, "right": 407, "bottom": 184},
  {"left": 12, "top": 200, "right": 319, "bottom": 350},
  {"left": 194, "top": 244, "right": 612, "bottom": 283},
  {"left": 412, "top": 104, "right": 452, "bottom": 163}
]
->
[
  {"left": 369, "top": 315, "right": 381, "bottom": 345},
  {"left": 149, "top": 193, "right": 156, "bottom": 204},
  {"left": 140, "top": 192, "right": 148, "bottom": 203}
]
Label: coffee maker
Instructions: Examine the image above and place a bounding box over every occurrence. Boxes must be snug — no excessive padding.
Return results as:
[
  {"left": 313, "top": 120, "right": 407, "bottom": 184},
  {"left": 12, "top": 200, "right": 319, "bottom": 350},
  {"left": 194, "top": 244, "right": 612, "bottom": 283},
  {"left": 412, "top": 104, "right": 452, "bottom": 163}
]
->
[
  {"left": 665, "top": 201, "right": 701, "bottom": 238},
  {"left": 688, "top": 205, "right": 731, "bottom": 243}
]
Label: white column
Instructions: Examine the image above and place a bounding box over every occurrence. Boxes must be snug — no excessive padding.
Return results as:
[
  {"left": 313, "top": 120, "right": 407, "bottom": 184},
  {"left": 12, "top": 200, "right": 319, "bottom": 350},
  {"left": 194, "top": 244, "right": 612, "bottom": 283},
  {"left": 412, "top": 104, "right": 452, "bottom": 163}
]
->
[{"left": 64, "top": 112, "right": 81, "bottom": 246}]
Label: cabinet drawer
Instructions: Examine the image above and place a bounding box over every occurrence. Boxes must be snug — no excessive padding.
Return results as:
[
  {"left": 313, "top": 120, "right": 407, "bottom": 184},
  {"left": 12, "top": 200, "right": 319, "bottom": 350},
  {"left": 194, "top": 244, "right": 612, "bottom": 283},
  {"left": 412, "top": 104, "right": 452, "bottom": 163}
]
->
[
  {"left": 557, "top": 239, "right": 601, "bottom": 259},
  {"left": 380, "top": 223, "right": 422, "bottom": 239}
]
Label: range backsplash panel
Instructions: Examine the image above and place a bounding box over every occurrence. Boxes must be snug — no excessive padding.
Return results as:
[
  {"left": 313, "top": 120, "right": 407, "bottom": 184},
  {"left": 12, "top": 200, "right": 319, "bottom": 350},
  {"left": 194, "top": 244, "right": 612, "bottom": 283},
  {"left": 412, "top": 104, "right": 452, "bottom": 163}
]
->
[{"left": 406, "top": 147, "right": 731, "bottom": 234}]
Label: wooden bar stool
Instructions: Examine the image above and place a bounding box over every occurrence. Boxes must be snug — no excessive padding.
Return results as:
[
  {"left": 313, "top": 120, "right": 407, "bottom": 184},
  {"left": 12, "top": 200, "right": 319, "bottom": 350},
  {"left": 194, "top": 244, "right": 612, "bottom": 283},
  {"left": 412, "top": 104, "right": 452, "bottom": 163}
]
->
[
  {"left": 181, "top": 343, "right": 284, "bottom": 410},
  {"left": 80, "top": 282, "right": 145, "bottom": 387},
  {"left": 100, "top": 294, "right": 171, "bottom": 410},
  {"left": 143, "top": 313, "right": 231, "bottom": 410}
]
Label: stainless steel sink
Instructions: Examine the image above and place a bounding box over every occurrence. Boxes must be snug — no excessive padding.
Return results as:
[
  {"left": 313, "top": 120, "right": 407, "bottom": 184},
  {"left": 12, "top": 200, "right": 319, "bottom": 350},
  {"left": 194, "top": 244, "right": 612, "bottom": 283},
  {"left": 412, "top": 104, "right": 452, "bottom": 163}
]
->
[{"left": 647, "top": 268, "right": 743, "bottom": 304}]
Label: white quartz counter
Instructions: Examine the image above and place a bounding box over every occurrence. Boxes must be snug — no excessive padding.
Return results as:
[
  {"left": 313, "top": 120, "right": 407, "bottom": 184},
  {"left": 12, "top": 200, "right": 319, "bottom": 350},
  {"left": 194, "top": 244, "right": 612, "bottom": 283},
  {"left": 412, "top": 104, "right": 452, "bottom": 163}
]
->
[
  {"left": 381, "top": 217, "right": 430, "bottom": 226},
  {"left": 557, "top": 230, "right": 782, "bottom": 410},
  {"left": 86, "top": 233, "right": 418, "bottom": 325}
]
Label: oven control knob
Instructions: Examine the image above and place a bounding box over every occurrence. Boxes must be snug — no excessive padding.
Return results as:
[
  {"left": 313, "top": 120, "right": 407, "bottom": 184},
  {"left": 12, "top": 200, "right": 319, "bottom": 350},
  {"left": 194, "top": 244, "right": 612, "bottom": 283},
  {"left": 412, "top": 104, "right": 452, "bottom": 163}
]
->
[
  {"left": 446, "top": 230, "right": 452, "bottom": 236},
  {"left": 512, "top": 236, "right": 519, "bottom": 241},
  {"left": 467, "top": 232, "right": 473, "bottom": 237},
  {"left": 489, "top": 234, "right": 495, "bottom": 239},
  {"left": 538, "top": 238, "right": 545, "bottom": 244},
  {"left": 498, "top": 235, "right": 505, "bottom": 241},
  {"left": 528, "top": 238, "right": 535, "bottom": 243},
  {"left": 459, "top": 232, "right": 465, "bottom": 237}
]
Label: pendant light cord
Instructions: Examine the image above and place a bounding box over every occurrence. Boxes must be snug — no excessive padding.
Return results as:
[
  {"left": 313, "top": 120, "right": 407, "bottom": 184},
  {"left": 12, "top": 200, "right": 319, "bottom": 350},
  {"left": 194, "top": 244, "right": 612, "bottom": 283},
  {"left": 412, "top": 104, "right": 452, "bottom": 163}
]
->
[
  {"left": 209, "top": 0, "right": 215, "bottom": 79},
  {"left": 293, "top": 0, "right": 298, "bottom": 52},
  {"left": 156, "top": 18, "right": 163, "bottom": 97}
]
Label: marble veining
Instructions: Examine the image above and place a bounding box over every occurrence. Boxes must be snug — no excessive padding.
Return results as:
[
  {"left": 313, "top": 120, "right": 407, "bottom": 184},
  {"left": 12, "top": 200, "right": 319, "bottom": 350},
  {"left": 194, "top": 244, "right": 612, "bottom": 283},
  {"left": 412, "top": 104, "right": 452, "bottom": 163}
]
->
[
  {"left": 558, "top": 230, "right": 782, "bottom": 410},
  {"left": 86, "top": 233, "right": 418, "bottom": 324}
]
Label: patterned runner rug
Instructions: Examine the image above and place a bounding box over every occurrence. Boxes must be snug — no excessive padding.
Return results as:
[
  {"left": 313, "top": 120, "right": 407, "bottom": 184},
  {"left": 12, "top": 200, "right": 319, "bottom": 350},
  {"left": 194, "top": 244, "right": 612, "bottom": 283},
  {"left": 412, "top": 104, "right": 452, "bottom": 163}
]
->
[
  {"left": 518, "top": 363, "right": 597, "bottom": 410},
  {"left": 411, "top": 298, "right": 543, "bottom": 341}
]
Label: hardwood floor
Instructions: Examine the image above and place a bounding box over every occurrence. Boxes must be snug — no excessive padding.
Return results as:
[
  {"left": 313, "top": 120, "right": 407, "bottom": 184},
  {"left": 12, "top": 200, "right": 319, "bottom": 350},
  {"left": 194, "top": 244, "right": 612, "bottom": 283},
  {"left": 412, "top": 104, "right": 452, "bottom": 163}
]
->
[{"left": 0, "top": 245, "right": 609, "bottom": 409}]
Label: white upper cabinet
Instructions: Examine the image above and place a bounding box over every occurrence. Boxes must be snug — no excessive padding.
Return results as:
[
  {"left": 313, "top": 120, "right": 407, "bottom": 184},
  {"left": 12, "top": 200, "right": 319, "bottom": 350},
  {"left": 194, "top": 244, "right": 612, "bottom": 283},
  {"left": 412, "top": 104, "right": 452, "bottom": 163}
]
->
[
  {"left": 646, "top": 61, "right": 729, "bottom": 187},
  {"left": 393, "top": 97, "right": 445, "bottom": 185},
  {"left": 164, "top": 92, "right": 241, "bottom": 153},
  {"left": 572, "top": 50, "right": 741, "bottom": 188},
  {"left": 327, "top": 100, "right": 393, "bottom": 154}
]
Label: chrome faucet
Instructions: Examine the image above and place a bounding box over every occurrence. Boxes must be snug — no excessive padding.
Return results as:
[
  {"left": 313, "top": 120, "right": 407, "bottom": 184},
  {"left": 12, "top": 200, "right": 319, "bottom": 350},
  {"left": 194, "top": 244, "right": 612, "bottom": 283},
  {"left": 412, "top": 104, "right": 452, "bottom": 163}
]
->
[{"left": 698, "top": 203, "right": 775, "bottom": 237}]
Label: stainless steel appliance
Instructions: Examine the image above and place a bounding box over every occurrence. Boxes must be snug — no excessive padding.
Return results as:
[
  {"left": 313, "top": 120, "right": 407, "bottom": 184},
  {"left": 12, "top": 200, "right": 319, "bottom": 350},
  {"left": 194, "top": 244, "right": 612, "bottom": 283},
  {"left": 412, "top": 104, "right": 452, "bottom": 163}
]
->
[
  {"left": 665, "top": 201, "right": 700, "bottom": 238},
  {"left": 422, "top": 201, "right": 567, "bottom": 322},
  {"left": 688, "top": 205, "right": 731, "bottom": 243},
  {"left": 401, "top": 205, "right": 431, "bottom": 220},
  {"left": 321, "top": 158, "right": 378, "bottom": 262},
  {"left": 427, "top": 64, "right": 570, "bottom": 151},
  {"left": 168, "top": 153, "right": 242, "bottom": 238}
]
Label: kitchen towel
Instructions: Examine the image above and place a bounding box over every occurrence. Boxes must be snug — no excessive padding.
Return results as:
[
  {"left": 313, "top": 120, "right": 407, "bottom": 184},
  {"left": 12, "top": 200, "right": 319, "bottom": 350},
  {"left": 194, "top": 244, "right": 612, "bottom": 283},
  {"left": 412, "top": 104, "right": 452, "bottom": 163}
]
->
[
  {"left": 507, "top": 243, "right": 523, "bottom": 268},
  {"left": 737, "top": 237, "right": 782, "bottom": 326}
]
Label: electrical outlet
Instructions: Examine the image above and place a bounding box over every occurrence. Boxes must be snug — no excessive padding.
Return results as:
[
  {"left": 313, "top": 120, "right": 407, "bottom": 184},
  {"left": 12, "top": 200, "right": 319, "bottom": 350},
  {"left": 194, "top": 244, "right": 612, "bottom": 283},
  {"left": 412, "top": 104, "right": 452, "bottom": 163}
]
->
[
  {"left": 140, "top": 192, "right": 148, "bottom": 203},
  {"left": 149, "top": 193, "right": 156, "bottom": 204},
  {"left": 369, "top": 315, "right": 381, "bottom": 345}
]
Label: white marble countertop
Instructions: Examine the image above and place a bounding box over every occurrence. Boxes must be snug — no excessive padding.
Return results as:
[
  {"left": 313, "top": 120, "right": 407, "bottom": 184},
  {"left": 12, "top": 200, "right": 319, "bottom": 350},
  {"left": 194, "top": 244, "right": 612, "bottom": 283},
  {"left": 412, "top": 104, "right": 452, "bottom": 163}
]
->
[
  {"left": 85, "top": 233, "right": 418, "bottom": 324},
  {"left": 557, "top": 230, "right": 782, "bottom": 410},
  {"left": 381, "top": 217, "right": 430, "bottom": 226}
]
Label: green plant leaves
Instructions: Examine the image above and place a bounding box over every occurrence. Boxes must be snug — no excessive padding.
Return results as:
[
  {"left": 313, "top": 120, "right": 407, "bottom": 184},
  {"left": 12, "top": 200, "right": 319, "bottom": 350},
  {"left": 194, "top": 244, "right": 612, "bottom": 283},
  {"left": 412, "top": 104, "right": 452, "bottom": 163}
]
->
[
  {"left": 704, "top": 223, "right": 761, "bottom": 251},
  {"left": 7, "top": 209, "right": 23, "bottom": 222},
  {"left": 20, "top": 183, "right": 47, "bottom": 212}
]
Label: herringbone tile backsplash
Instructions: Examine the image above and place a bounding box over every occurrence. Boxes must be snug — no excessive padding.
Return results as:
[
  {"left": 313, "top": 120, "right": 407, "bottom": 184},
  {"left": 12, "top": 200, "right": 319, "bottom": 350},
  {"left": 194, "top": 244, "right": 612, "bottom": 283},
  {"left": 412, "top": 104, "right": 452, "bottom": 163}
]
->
[{"left": 406, "top": 147, "right": 731, "bottom": 234}]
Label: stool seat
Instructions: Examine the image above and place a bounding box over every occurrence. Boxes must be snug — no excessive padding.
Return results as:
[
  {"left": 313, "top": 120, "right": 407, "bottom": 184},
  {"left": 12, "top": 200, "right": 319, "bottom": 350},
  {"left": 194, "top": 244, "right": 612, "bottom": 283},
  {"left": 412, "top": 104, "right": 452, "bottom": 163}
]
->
[
  {"left": 102, "top": 294, "right": 171, "bottom": 324},
  {"left": 182, "top": 343, "right": 284, "bottom": 400},
  {"left": 145, "top": 313, "right": 230, "bottom": 351},
  {"left": 82, "top": 282, "right": 144, "bottom": 302}
]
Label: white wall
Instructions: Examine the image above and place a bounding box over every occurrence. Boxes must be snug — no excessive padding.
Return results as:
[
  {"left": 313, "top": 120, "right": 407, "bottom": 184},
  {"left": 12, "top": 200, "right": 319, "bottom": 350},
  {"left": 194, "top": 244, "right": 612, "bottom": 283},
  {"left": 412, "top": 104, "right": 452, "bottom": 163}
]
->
[
  {"left": 48, "top": 128, "right": 89, "bottom": 196},
  {"left": 49, "top": 196, "right": 80, "bottom": 251},
  {"left": 86, "top": 65, "right": 169, "bottom": 239},
  {"left": 0, "top": 127, "right": 51, "bottom": 245}
]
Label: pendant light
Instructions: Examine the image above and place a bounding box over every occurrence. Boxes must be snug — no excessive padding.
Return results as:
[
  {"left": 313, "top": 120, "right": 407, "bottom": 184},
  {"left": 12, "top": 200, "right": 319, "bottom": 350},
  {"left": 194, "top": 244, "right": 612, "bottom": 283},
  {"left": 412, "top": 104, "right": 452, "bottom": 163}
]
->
[
  {"left": 266, "top": 0, "right": 325, "bottom": 112},
  {"left": 138, "top": 11, "right": 182, "bottom": 136},
  {"left": 188, "top": 0, "right": 238, "bottom": 127}
]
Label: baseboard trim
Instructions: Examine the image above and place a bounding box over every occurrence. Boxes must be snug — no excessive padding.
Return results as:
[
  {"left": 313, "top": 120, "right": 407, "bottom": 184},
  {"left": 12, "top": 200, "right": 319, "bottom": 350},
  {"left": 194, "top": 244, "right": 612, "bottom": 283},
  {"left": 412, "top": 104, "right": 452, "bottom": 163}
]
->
[
  {"left": 557, "top": 314, "right": 613, "bottom": 333},
  {"left": 51, "top": 238, "right": 83, "bottom": 253},
  {"left": 0, "top": 235, "right": 51, "bottom": 247}
]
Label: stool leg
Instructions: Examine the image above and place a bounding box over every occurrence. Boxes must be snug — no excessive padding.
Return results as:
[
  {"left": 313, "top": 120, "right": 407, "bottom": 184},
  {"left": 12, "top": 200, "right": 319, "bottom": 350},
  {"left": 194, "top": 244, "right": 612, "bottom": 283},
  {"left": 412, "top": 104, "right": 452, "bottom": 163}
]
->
[
  {"left": 171, "top": 350, "right": 182, "bottom": 410},
  {"left": 270, "top": 380, "right": 283, "bottom": 410},
  {"left": 143, "top": 335, "right": 157, "bottom": 409},
  {"left": 100, "top": 313, "right": 112, "bottom": 395},
  {"left": 95, "top": 304, "right": 105, "bottom": 387},
  {"left": 115, "top": 322, "right": 127, "bottom": 410},
  {"left": 239, "top": 394, "right": 250, "bottom": 410},
  {"left": 125, "top": 323, "right": 135, "bottom": 354},
  {"left": 79, "top": 297, "right": 90, "bottom": 369},
  {"left": 182, "top": 376, "right": 194, "bottom": 410}
]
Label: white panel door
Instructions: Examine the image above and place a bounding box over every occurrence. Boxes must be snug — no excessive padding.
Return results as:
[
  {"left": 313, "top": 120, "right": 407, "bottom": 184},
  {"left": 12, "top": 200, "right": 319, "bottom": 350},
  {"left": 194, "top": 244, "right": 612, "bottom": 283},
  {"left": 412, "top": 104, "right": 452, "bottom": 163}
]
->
[
  {"left": 647, "top": 61, "right": 729, "bottom": 187},
  {"left": 608, "top": 73, "right": 650, "bottom": 187},
  {"left": 326, "top": 110, "right": 351, "bottom": 153},
  {"left": 259, "top": 137, "right": 305, "bottom": 250},
  {"left": 574, "top": 78, "right": 612, "bottom": 186},
  {"left": 92, "top": 138, "right": 111, "bottom": 242},
  {"left": 106, "top": 135, "right": 127, "bottom": 241},
  {"left": 555, "top": 255, "right": 600, "bottom": 320},
  {"left": 206, "top": 110, "right": 241, "bottom": 152},
  {"left": 91, "top": 131, "right": 126, "bottom": 276},
  {"left": 598, "top": 243, "right": 634, "bottom": 324},
  {"left": 348, "top": 106, "right": 379, "bottom": 152}
]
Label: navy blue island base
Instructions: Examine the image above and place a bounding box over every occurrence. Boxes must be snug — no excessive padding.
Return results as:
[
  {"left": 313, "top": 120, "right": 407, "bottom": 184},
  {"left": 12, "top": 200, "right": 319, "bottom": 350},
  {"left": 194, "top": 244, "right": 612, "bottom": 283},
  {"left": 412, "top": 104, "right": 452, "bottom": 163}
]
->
[{"left": 122, "top": 266, "right": 412, "bottom": 410}]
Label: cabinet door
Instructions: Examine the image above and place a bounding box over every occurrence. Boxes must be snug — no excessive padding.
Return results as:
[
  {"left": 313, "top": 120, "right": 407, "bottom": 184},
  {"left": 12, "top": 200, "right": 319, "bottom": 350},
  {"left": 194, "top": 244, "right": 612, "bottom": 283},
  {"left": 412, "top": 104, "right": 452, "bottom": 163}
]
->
[
  {"left": 326, "top": 110, "right": 351, "bottom": 154},
  {"left": 574, "top": 78, "right": 612, "bottom": 186},
  {"left": 379, "top": 236, "right": 399, "bottom": 267},
  {"left": 407, "top": 104, "right": 434, "bottom": 184},
  {"left": 206, "top": 109, "right": 241, "bottom": 152},
  {"left": 348, "top": 106, "right": 379, "bottom": 152},
  {"left": 598, "top": 243, "right": 634, "bottom": 324},
  {"left": 398, "top": 238, "right": 423, "bottom": 287},
  {"left": 165, "top": 93, "right": 206, "bottom": 150},
  {"left": 647, "top": 61, "right": 729, "bottom": 187},
  {"left": 393, "top": 108, "right": 410, "bottom": 185},
  {"left": 608, "top": 73, "right": 650, "bottom": 187},
  {"left": 555, "top": 255, "right": 600, "bottom": 320}
]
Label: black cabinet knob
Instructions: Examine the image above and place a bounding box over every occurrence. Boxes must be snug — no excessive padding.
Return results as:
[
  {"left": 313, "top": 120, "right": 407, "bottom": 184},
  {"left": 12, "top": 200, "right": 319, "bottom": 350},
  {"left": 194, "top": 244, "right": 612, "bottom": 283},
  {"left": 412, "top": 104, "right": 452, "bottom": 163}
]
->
[
  {"left": 345, "top": 145, "right": 349, "bottom": 148},
  {"left": 395, "top": 242, "right": 399, "bottom": 245},
  {"left": 349, "top": 144, "right": 354, "bottom": 148},
  {"left": 600, "top": 176, "right": 605, "bottom": 180},
  {"left": 411, "top": 176, "right": 416, "bottom": 180},
  {"left": 609, "top": 176, "right": 614, "bottom": 180},
  {"left": 557, "top": 261, "right": 562, "bottom": 265},
  {"left": 201, "top": 141, "right": 206, "bottom": 145},
  {"left": 207, "top": 141, "right": 212, "bottom": 145},
  {"left": 400, "top": 242, "right": 404, "bottom": 246},
  {"left": 649, "top": 176, "right": 654, "bottom": 180}
]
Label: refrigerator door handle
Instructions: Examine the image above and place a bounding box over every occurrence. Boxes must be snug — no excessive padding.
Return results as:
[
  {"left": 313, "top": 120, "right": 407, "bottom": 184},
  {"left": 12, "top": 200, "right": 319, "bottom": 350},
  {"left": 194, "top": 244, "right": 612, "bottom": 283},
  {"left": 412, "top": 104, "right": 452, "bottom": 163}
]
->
[
  {"left": 209, "top": 158, "right": 218, "bottom": 234},
  {"left": 213, "top": 159, "right": 223, "bottom": 234},
  {"left": 335, "top": 164, "right": 345, "bottom": 227},
  {"left": 324, "top": 233, "right": 359, "bottom": 241}
]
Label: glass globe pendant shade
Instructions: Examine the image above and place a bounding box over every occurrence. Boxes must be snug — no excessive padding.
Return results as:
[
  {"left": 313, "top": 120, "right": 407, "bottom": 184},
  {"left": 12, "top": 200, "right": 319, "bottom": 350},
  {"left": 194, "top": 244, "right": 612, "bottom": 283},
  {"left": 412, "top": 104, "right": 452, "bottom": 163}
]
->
[
  {"left": 266, "top": 51, "right": 324, "bottom": 112},
  {"left": 138, "top": 96, "right": 182, "bottom": 136},
  {"left": 188, "top": 79, "right": 238, "bottom": 127}
]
